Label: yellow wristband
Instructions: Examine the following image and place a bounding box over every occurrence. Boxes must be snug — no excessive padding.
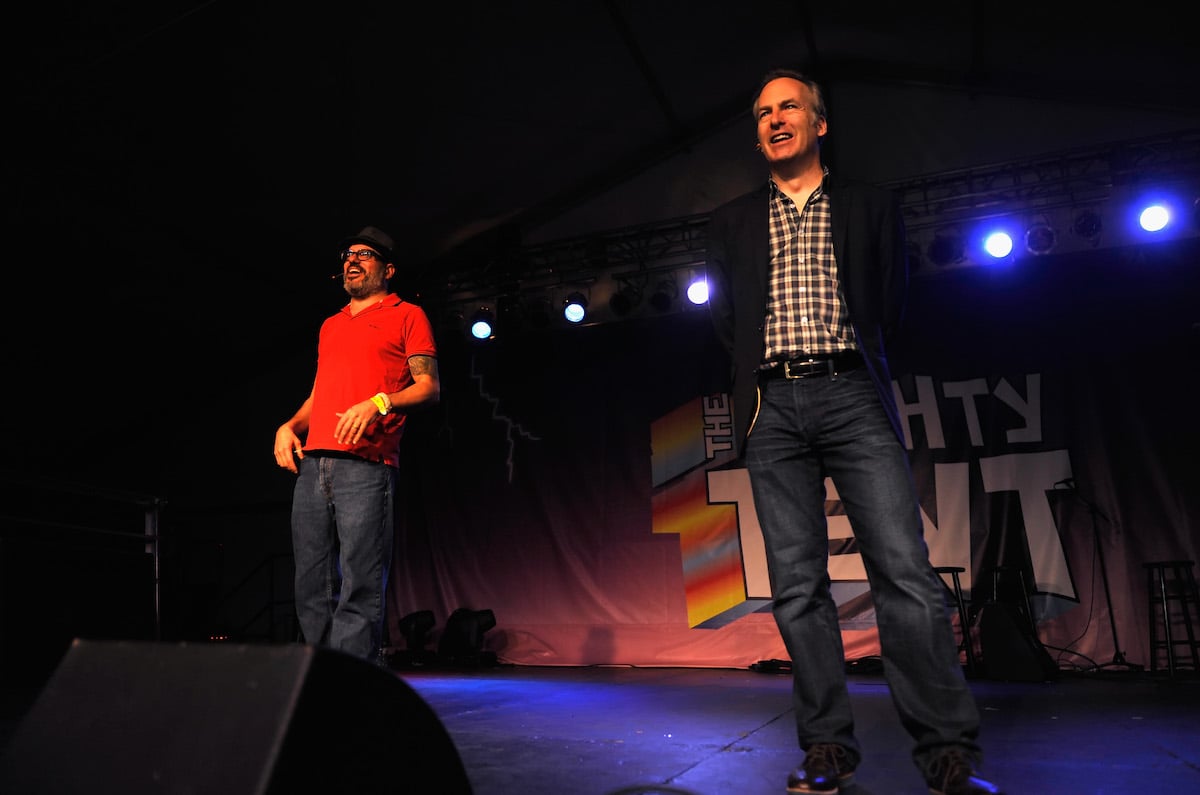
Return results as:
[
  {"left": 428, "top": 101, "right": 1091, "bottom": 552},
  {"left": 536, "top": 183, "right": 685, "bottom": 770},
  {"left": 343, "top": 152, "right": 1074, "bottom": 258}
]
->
[{"left": 370, "top": 393, "right": 389, "bottom": 415}]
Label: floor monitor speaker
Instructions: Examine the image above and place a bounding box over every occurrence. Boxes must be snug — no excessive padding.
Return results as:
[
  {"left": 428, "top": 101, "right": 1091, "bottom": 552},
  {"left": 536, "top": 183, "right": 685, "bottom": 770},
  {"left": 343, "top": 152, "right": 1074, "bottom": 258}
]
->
[{"left": 0, "top": 638, "right": 472, "bottom": 794}]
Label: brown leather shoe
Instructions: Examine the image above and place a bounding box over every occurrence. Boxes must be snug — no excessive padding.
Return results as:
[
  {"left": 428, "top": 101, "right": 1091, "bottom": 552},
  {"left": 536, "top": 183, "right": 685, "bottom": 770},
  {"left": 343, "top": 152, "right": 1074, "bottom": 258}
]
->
[
  {"left": 924, "top": 748, "right": 1003, "bottom": 795},
  {"left": 786, "top": 743, "right": 856, "bottom": 794}
]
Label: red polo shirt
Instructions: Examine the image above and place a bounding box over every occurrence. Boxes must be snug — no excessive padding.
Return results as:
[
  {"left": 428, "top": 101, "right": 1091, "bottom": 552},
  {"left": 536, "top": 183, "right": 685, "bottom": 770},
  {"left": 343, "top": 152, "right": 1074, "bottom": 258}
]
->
[{"left": 304, "top": 294, "right": 437, "bottom": 468}]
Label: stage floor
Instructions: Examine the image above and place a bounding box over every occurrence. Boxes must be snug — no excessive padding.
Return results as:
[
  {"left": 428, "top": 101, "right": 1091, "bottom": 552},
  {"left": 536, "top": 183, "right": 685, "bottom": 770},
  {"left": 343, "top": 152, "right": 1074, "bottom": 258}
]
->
[
  {"left": 4, "top": 655, "right": 1198, "bottom": 794},
  {"left": 397, "top": 662, "right": 1199, "bottom": 795}
]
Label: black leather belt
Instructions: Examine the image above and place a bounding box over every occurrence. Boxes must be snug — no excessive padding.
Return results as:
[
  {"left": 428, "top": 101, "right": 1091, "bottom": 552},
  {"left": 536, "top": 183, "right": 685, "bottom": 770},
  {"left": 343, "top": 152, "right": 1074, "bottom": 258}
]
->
[{"left": 760, "top": 350, "right": 863, "bottom": 380}]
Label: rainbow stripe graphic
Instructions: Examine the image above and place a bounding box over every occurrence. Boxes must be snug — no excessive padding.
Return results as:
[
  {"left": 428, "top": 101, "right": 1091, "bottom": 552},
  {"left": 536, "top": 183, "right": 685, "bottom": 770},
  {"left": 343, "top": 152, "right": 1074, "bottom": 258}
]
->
[{"left": 651, "top": 397, "right": 747, "bottom": 627}]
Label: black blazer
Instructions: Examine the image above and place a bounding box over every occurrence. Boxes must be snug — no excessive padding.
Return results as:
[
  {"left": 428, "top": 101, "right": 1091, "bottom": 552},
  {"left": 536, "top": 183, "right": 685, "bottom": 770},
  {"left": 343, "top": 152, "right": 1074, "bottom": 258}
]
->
[{"left": 705, "top": 176, "right": 909, "bottom": 457}]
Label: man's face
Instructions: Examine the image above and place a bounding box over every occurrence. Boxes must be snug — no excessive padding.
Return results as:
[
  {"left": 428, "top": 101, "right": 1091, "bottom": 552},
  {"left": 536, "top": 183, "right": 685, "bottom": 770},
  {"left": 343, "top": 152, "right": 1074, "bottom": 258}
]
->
[
  {"left": 341, "top": 245, "right": 392, "bottom": 299},
  {"left": 754, "top": 77, "right": 825, "bottom": 165}
]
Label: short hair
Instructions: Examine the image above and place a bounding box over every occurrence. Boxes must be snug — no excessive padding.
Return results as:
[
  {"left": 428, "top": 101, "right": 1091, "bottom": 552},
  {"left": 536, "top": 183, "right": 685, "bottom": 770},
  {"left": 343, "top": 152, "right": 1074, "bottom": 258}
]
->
[{"left": 750, "top": 68, "right": 827, "bottom": 122}]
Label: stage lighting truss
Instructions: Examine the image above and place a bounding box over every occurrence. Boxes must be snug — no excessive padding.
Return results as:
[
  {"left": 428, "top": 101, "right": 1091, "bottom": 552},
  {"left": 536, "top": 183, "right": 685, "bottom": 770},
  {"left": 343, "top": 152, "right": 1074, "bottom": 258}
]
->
[
  {"left": 604, "top": 262, "right": 708, "bottom": 321},
  {"left": 909, "top": 190, "right": 1196, "bottom": 275},
  {"left": 441, "top": 133, "right": 1200, "bottom": 303}
]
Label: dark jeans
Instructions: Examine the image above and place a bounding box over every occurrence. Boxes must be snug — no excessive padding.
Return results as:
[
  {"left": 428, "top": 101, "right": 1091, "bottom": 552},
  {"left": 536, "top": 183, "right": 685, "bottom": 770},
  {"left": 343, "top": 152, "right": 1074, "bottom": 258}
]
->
[
  {"left": 291, "top": 454, "right": 395, "bottom": 663},
  {"left": 744, "top": 367, "right": 981, "bottom": 769}
]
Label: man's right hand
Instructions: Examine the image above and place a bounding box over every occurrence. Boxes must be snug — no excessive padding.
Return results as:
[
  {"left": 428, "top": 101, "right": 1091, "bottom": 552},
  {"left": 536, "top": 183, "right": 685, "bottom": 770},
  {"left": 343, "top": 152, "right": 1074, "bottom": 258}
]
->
[{"left": 274, "top": 426, "right": 304, "bottom": 473}]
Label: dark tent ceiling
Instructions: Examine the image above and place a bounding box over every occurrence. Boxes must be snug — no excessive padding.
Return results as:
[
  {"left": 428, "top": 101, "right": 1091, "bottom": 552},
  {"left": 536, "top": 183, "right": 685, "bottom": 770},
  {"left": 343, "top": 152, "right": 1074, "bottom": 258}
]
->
[
  {"left": 8, "top": 1, "right": 1200, "bottom": 491},
  {"left": 14, "top": 2, "right": 1200, "bottom": 269}
]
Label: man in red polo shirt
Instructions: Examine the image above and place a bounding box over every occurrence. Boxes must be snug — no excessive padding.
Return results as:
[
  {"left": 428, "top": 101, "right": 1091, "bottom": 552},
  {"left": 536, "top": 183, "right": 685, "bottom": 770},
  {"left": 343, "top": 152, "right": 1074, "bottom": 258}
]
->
[{"left": 273, "top": 225, "right": 439, "bottom": 664}]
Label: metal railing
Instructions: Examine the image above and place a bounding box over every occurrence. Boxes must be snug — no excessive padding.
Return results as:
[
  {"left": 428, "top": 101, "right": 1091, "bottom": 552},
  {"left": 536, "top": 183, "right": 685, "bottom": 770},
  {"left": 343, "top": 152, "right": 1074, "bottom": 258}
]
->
[{"left": 0, "top": 476, "right": 164, "bottom": 640}]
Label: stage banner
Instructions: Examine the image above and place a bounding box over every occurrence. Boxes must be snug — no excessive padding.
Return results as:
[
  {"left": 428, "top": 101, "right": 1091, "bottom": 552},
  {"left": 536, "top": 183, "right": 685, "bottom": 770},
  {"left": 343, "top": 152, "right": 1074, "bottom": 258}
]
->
[{"left": 391, "top": 242, "right": 1199, "bottom": 668}]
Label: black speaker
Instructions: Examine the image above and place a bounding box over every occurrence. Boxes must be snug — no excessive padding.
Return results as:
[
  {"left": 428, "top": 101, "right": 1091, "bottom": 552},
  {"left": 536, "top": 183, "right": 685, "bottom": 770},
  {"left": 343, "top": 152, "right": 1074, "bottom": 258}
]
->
[
  {"left": 977, "top": 602, "right": 1058, "bottom": 682},
  {"left": 0, "top": 639, "right": 473, "bottom": 794}
]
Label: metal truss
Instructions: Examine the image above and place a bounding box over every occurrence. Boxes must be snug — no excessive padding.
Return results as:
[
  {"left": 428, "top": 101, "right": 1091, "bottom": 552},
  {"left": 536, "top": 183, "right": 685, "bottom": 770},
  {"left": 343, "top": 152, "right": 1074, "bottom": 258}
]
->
[{"left": 442, "top": 129, "right": 1200, "bottom": 322}]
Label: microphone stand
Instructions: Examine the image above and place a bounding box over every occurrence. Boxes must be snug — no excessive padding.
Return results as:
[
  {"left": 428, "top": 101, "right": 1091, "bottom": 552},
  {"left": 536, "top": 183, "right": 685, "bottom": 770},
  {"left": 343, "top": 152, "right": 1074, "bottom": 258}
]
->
[{"left": 1059, "top": 479, "right": 1142, "bottom": 672}]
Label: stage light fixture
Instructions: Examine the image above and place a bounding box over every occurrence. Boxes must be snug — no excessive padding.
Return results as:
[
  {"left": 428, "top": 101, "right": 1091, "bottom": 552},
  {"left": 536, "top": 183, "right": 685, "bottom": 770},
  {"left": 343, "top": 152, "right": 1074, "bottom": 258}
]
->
[
  {"left": 983, "top": 230, "right": 1014, "bottom": 259},
  {"left": 609, "top": 282, "right": 642, "bottom": 317},
  {"left": 685, "top": 277, "right": 708, "bottom": 305},
  {"left": 563, "top": 291, "right": 588, "bottom": 323},
  {"left": 391, "top": 609, "right": 437, "bottom": 668},
  {"left": 469, "top": 307, "right": 495, "bottom": 340},
  {"left": 1072, "top": 209, "right": 1103, "bottom": 242},
  {"left": 927, "top": 228, "right": 965, "bottom": 268},
  {"left": 1025, "top": 223, "right": 1057, "bottom": 255},
  {"left": 437, "top": 607, "right": 498, "bottom": 667},
  {"left": 1138, "top": 203, "right": 1170, "bottom": 233},
  {"left": 648, "top": 279, "right": 677, "bottom": 312}
]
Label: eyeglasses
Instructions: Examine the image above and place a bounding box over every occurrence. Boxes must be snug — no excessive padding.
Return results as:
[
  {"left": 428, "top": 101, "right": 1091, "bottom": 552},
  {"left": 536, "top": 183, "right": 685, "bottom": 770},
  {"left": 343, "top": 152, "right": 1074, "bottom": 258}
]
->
[{"left": 339, "top": 249, "right": 381, "bottom": 262}]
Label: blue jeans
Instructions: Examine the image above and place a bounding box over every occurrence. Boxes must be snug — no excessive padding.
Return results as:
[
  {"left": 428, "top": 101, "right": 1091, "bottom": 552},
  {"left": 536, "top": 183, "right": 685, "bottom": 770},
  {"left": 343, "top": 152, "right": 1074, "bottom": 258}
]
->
[
  {"left": 744, "top": 368, "right": 981, "bottom": 769},
  {"left": 291, "top": 454, "right": 395, "bottom": 663}
]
